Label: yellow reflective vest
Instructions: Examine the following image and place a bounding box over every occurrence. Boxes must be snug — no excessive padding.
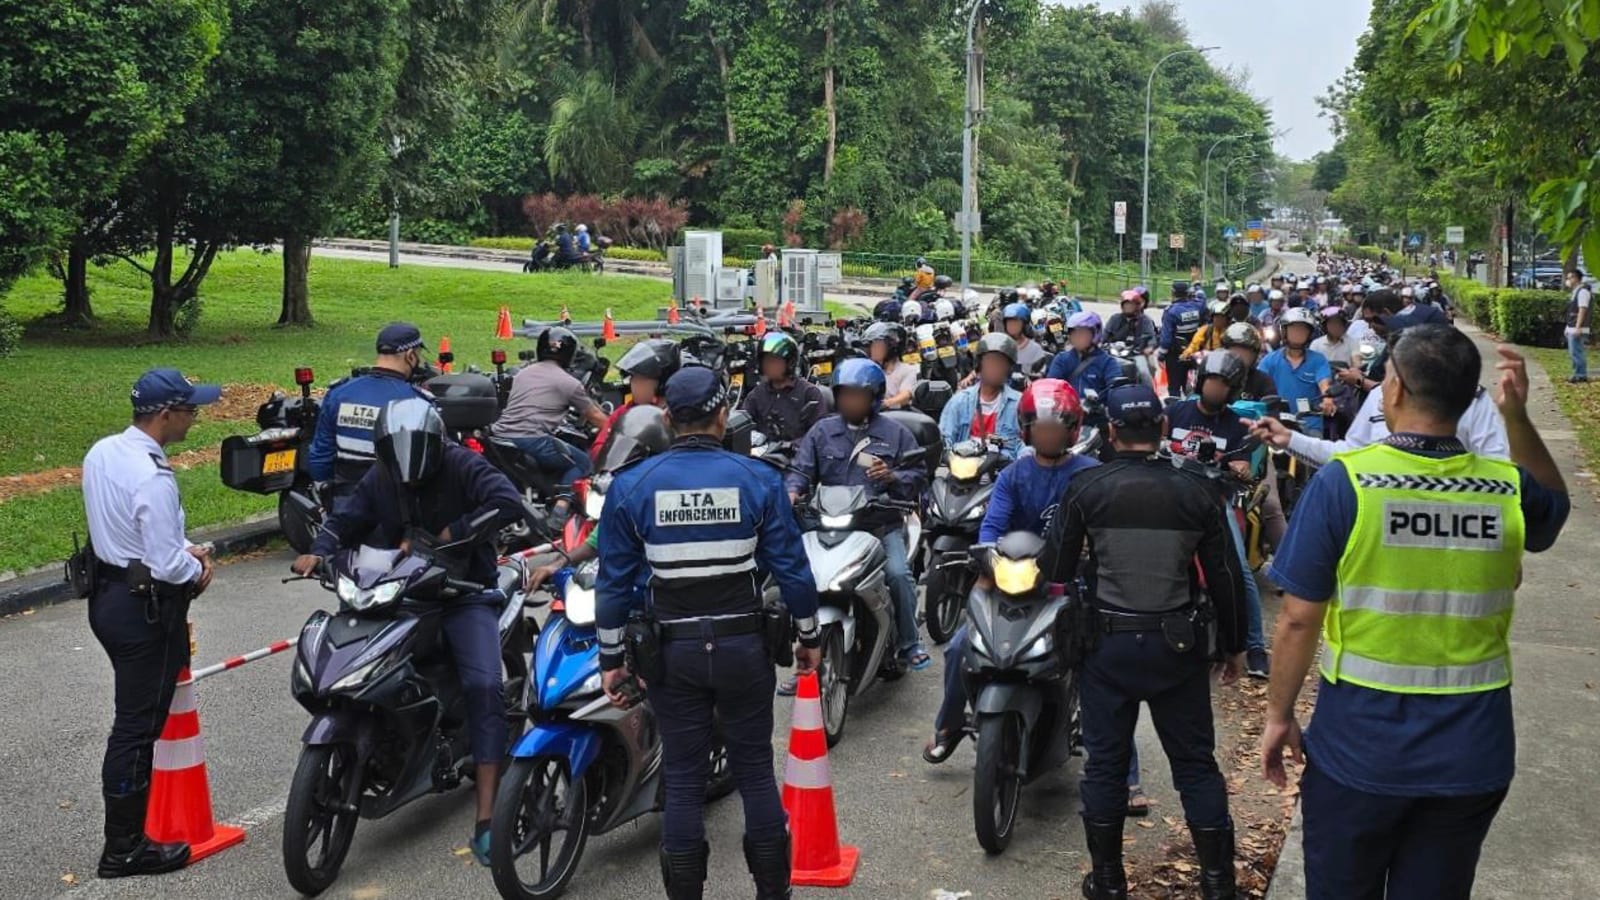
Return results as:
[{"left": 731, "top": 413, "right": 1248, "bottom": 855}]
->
[{"left": 1322, "top": 444, "right": 1524, "bottom": 695}]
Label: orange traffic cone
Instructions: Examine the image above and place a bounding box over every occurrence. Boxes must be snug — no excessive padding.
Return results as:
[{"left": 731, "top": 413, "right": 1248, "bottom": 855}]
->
[
  {"left": 667, "top": 304, "right": 680, "bottom": 325},
  {"left": 438, "top": 335, "right": 453, "bottom": 373},
  {"left": 145, "top": 667, "right": 246, "bottom": 864},
  {"left": 602, "top": 308, "right": 616, "bottom": 341},
  {"left": 782, "top": 671, "right": 859, "bottom": 887},
  {"left": 560, "top": 304, "right": 572, "bottom": 324},
  {"left": 753, "top": 303, "right": 767, "bottom": 337},
  {"left": 495, "top": 305, "right": 513, "bottom": 340},
  {"left": 780, "top": 299, "right": 796, "bottom": 328}
]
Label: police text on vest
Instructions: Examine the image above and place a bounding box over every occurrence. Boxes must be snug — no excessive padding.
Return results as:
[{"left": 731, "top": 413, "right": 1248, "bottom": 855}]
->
[{"left": 1382, "top": 501, "right": 1504, "bottom": 551}]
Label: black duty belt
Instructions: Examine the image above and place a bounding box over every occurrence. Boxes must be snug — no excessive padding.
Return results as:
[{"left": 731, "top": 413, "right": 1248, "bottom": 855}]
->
[
  {"left": 95, "top": 562, "right": 186, "bottom": 591},
  {"left": 1098, "top": 607, "right": 1194, "bottom": 633},
  {"left": 659, "top": 614, "right": 764, "bottom": 641}
]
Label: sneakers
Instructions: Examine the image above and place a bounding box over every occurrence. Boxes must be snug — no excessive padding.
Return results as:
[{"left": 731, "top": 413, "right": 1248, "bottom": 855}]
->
[
  {"left": 1246, "top": 648, "right": 1270, "bottom": 680},
  {"left": 1569, "top": 375, "right": 1590, "bottom": 384}
]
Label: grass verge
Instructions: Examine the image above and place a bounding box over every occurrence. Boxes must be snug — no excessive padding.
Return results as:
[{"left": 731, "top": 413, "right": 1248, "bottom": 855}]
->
[{"left": 1526, "top": 346, "right": 1600, "bottom": 472}]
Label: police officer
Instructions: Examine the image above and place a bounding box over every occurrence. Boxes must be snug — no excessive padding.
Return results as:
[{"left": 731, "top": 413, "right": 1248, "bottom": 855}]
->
[
  {"left": 1160, "top": 281, "right": 1204, "bottom": 397},
  {"left": 1042, "top": 383, "right": 1249, "bottom": 900},
  {"left": 82, "top": 369, "right": 223, "bottom": 877},
  {"left": 307, "top": 322, "right": 432, "bottom": 506},
  {"left": 595, "top": 367, "right": 821, "bottom": 900},
  {"left": 1260, "top": 327, "right": 1570, "bottom": 900},
  {"left": 293, "top": 398, "right": 526, "bottom": 864}
]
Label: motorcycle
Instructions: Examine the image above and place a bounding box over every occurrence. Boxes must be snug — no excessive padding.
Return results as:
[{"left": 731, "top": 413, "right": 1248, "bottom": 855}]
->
[
  {"left": 220, "top": 366, "right": 323, "bottom": 554},
  {"left": 1105, "top": 341, "right": 1156, "bottom": 389},
  {"left": 919, "top": 436, "right": 1010, "bottom": 645},
  {"left": 961, "top": 532, "right": 1080, "bottom": 854},
  {"left": 522, "top": 236, "right": 611, "bottom": 274},
  {"left": 1262, "top": 394, "right": 1313, "bottom": 517},
  {"left": 488, "top": 558, "right": 735, "bottom": 900},
  {"left": 282, "top": 511, "right": 534, "bottom": 896}
]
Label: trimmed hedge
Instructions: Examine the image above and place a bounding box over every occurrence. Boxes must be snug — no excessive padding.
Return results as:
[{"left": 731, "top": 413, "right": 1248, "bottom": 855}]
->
[
  {"left": 1440, "top": 274, "right": 1566, "bottom": 346},
  {"left": 470, "top": 236, "right": 535, "bottom": 251}
]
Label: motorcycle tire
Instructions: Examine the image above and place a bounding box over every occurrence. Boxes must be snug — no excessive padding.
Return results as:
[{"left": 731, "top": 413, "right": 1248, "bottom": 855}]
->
[
  {"left": 923, "top": 565, "right": 965, "bottom": 646},
  {"left": 973, "top": 714, "right": 1023, "bottom": 855},
  {"left": 490, "top": 755, "right": 590, "bottom": 900},
  {"left": 818, "top": 624, "right": 850, "bottom": 749},
  {"left": 278, "top": 491, "right": 318, "bottom": 556},
  {"left": 282, "top": 744, "right": 361, "bottom": 897},
  {"left": 706, "top": 728, "right": 736, "bottom": 801}
]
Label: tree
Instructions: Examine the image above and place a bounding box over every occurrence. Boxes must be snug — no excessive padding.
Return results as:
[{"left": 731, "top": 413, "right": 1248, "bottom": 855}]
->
[{"left": 0, "top": 1, "right": 223, "bottom": 320}]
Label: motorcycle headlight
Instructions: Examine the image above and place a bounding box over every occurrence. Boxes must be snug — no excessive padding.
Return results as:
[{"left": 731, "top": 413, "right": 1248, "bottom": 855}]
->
[
  {"left": 331, "top": 658, "right": 383, "bottom": 693},
  {"left": 819, "top": 513, "right": 853, "bottom": 530},
  {"left": 992, "top": 556, "right": 1041, "bottom": 596},
  {"left": 1022, "top": 633, "right": 1052, "bottom": 661},
  {"left": 565, "top": 584, "right": 596, "bottom": 626},
  {"left": 584, "top": 487, "right": 607, "bottom": 520},
  {"left": 336, "top": 576, "right": 359, "bottom": 605},
  {"left": 948, "top": 455, "right": 981, "bottom": 481},
  {"left": 962, "top": 501, "right": 987, "bottom": 522},
  {"left": 348, "top": 580, "right": 402, "bottom": 612}
]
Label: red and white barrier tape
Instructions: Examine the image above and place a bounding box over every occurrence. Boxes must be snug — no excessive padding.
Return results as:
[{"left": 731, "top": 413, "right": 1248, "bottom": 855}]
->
[{"left": 191, "top": 637, "right": 297, "bottom": 682}]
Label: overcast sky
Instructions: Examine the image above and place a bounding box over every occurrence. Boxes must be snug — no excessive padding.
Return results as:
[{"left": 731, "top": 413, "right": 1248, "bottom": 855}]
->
[{"left": 1063, "top": 1, "right": 1372, "bottom": 161}]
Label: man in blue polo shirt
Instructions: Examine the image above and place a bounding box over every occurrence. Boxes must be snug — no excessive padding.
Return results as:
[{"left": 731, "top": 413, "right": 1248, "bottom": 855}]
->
[
  {"left": 1257, "top": 307, "right": 1334, "bottom": 437},
  {"left": 1258, "top": 326, "right": 1569, "bottom": 900}
]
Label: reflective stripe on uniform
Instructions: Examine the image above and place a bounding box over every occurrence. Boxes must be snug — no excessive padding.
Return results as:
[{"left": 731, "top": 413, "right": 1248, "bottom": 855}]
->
[
  {"left": 645, "top": 537, "right": 757, "bottom": 564},
  {"left": 783, "top": 751, "right": 832, "bottom": 790},
  {"left": 1353, "top": 473, "right": 1516, "bottom": 495},
  {"left": 597, "top": 626, "right": 625, "bottom": 646},
  {"left": 652, "top": 560, "right": 757, "bottom": 580},
  {"left": 152, "top": 735, "right": 206, "bottom": 771},
  {"left": 336, "top": 436, "right": 375, "bottom": 455},
  {"left": 1329, "top": 645, "right": 1510, "bottom": 692},
  {"left": 1338, "top": 585, "right": 1515, "bottom": 618},
  {"left": 790, "top": 697, "right": 824, "bottom": 731}
]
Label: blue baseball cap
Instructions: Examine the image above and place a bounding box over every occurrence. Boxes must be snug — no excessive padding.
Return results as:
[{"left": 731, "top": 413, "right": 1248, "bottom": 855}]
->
[
  {"left": 663, "top": 366, "right": 727, "bottom": 421},
  {"left": 131, "top": 368, "right": 222, "bottom": 414},
  {"left": 376, "top": 322, "right": 426, "bottom": 354},
  {"left": 1105, "top": 384, "right": 1162, "bottom": 427}
]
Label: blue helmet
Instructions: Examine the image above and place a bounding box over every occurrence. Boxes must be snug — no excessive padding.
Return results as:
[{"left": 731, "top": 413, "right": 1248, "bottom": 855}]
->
[
  {"left": 832, "top": 358, "right": 887, "bottom": 412},
  {"left": 1002, "top": 302, "right": 1031, "bottom": 322}
]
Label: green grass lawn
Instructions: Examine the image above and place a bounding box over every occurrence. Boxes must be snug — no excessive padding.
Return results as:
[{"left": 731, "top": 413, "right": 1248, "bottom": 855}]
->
[
  {"left": 1527, "top": 346, "right": 1600, "bottom": 474},
  {"left": 0, "top": 250, "right": 675, "bottom": 574}
]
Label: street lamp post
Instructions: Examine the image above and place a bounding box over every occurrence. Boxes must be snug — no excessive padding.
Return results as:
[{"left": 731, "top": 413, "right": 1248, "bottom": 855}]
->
[
  {"left": 958, "top": 0, "right": 985, "bottom": 299},
  {"left": 1141, "top": 45, "right": 1217, "bottom": 283},
  {"left": 1201, "top": 133, "right": 1249, "bottom": 278}
]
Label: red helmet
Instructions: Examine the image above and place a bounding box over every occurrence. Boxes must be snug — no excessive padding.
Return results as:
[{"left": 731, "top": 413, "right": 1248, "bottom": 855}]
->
[{"left": 1018, "top": 378, "right": 1084, "bottom": 450}]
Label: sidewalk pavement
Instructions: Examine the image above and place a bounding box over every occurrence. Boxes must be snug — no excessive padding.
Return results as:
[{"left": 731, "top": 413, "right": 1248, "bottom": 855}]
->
[{"left": 1267, "top": 324, "right": 1600, "bottom": 899}]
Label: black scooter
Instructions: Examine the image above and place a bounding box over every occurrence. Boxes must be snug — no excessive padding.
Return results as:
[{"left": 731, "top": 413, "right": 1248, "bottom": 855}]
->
[
  {"left": 918, "top": 436, "right": 1009, "bottom": 644},
  {"left": 282, "top": 510, "right": 533, "bottom": 896}
]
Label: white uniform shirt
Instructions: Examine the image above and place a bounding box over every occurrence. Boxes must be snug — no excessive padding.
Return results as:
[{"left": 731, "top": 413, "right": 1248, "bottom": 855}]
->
[
  {"left": 82, "top": 426, "right": 202, "bottom": 584},
  {"left": 1286, "top": 387, "right": 1509, "bottom": 466}
]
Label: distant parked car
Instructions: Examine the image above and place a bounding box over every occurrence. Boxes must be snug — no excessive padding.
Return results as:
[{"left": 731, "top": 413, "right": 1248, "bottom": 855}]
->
[{"left": 1513, "top": 260, "right": 1565, "bottom": 290}]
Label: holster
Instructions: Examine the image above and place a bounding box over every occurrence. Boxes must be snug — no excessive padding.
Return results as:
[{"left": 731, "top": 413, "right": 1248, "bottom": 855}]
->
[
  {"left": 65, "top": 533, "right": 96, "bottom": 599},
  {"left": 762, "top": 601, "right": 795, "bottom": 668},
  {"left": 1052, "top": 581, "right": 1101, "bottom": 669},
  {"left": 625, "top": 611, "right": 665, "bottom": 684}
]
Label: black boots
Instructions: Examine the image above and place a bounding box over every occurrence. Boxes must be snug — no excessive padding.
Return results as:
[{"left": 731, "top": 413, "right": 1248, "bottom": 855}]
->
[
  {"left": 1190, "top": 821, "right": 1238, "bottom": 900},
  {"left": 659, "top": 842, "right": 708, "bottom": 900},
  {"left": 97, "top": 788, "right": 190, "bottom": 879},
  {"left": 1081, "top": 817, "right": 1129, "bottom": 900},
  {"left": 744, "top": 832, "right": 793, "bottom": 900}
]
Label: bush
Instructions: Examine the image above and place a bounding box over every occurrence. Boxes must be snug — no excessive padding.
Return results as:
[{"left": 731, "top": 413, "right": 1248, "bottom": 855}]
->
[
  {"left": 174, "top": 296, "right": 204, "bottom": 337},
  {"left": 470, "top": 236, "right": 536, "bottom": 251},
  {"left": 607, "top": 247, "right": 667, "bottom": 262},
  {"left": 0, "top": 306, "right": 21, "bottom": 358},
  {"left": 716, "top": 227, "right": 778, "bottom": 255},
  {"left": 1441, "top": 274, "right": 1494, "bottom": 326},
  {"left": 1492, "top": 288, "right": 1567, "bottom": 347}
]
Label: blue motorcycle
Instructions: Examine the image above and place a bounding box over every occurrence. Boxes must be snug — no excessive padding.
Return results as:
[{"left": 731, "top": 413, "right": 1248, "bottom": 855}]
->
[{"left": 487, "top": 559, "right": 734, "bottom": 900}]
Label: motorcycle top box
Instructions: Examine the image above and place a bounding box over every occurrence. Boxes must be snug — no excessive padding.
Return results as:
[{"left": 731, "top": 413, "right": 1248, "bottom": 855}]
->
[
  {"left": 220, "top": 428, "right": 302, "bottom": 494},
  {"left": 426, "top": 373, "right": 501, "bottom": 431}
]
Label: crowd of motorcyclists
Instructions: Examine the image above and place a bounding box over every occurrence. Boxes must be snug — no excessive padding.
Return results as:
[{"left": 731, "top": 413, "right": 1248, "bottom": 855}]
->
[{"left": 222, "top": 248, "right": 1478, "bottom": 899}]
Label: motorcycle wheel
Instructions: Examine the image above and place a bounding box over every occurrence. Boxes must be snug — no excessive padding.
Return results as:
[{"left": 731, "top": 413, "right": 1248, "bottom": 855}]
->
[
  {"left": 706, "top": 728, "right": 736, "bottom": 801},
  {"left": 282, "top": 744, "right": 361, "bottom": 896},
  {"left": 818, "top": 624, "right": 850, "bottom": 749},
  {"left": 922, "top": 565, "right": 965, "bottom": 646},
  {"left": 278, "top": 492, "right": 317, "bottom": 555},
  {"left": 490, "top": 756, "right": 590, "bottom": 900},
  {"left": 973, "top": 714, "right": 1022, "bottom": 855}
]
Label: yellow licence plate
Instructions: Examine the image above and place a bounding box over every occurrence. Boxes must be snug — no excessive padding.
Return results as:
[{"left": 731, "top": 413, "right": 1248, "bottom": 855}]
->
[
  {"left": 812, "top": 361, "right": 833, "bottom": 376},
  {"left": 902, "top": 352, "right": 921, "bottom": 365},
  {"left": 938, "top": 345, "right": 956, "bottom": 359},
  {"left": 730, "top": 372, "right": 744, "bottom": 387},
  {"left": 263, "top": 449, "right": 296, "bottom": 475},
  {"left": 1049, "top": 323, "right": 1063, "bottom": 333}
]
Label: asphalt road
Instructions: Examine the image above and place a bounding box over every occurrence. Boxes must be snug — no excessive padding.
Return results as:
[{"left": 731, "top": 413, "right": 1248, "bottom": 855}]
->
[{"left": 3, "top": 547, "right": 1210, "bottom": 900}]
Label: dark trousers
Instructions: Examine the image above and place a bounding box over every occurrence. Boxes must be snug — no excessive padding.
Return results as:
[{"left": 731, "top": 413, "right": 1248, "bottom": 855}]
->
[
  {"left": 1078, "top": 629, "right": 1227, "bottom": 825},
  {"left": 440, "top": 596, "right": 507, "bottom": 764},
  {"left": 1301, "top": 761, "right": 1507, "bottom": 900},
  {"left": 88, "top": 581, "right": 192, "bottom": 795},
  {"left": 509, "top": 435, "right": 591, "bottom": 489},
  {"left": 1164, "top": 354, "right": 1191, "bottom": 397},
  {"left": 653, "top": 631, "right": 785, "bottom": 853}
]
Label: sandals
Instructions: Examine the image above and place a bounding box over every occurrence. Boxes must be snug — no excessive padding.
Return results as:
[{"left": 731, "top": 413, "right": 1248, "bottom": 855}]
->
[
  {"left": 923, "top": 730, "right": 964, "bottom": 764},
  {"left": 1126, "top": 785, "right": 1151, "bottom": 818},
  {"left": 905, "top": 648, "right": 933, "bottom": 671}
]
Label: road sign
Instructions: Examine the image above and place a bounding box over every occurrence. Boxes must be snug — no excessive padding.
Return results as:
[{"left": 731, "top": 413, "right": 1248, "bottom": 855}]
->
[
  {"left": 1114, "top": 201, "right": 1128, "bottom": 235},
  {"left": 1222, "top": 226, "right": 1239, "bottom": 240},
  {"left": 955, "top": 211, "right": 982, "bottom": 234},
  {"left": 1246, "top": 218, "right": 1263, "bottom": 231},
  {"left": 1247, "top": 229, "right": 1265, "bottom": 241},
  {"left": 1379, "top": 224, "right": 1389, "bottom": 235},
  {"left": 1169, "top": 233, "right": 1185, "bottom": 250},
  {"left": 1408, "top": 233, "right": 1423, "bottom": 248},
  {"left": 1140, "top": 232, "right": 1158, "bottom": 252},
  {"left": 1445, "top": 225, "right": 1465, "bottom": 245}
]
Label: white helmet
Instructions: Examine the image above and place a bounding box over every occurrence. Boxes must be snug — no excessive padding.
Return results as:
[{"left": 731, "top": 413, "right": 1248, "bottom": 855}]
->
[
  {"left": 1030, "top": 308, "right": 1051, "bottom": 328},
  {"left": 576, "top": 223, "right": 588, "bottom": 233},
  {"left": 962, "top": 288, "right": 981, "bottom": 306},
  {"left": 901, "top": 300, "right": 924, "bottom": 323},
  {"left": 1246, "top": 283, "right": 1263, "bottom": 295},
  {"left": 1296, "top": 279, "right": 1312, "bottom": 290},
  {"left": 1268, "top": 288, "right": 1285, "bottom": 302},
  {"left": 934, "top": 299, "right": 957, "bottom": 321},
  {"left": 1214, "top": 280, "right": 1230, "bottom": 293},
  {"left": 1401, "top": 286, "right": 1414, "bottom": 298}
]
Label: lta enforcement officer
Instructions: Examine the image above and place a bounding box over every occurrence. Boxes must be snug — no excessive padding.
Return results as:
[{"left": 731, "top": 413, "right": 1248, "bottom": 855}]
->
[
  {"left": 82, "top": 369, "right": 222, "bottom": 877},
  {"left": 595, "top": 367, "right": 821, "bottom": 900},
  {"left": 1260, "top": 326, "right": 1570, "bottom": 899}
]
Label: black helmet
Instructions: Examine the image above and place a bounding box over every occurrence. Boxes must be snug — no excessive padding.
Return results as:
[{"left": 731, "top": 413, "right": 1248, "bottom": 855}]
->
[
  {"left": 1196, "top": 350, "right": 1246, "bottom": 392},
  {"left": 933, "top": 274, "right": 954, "bottom": 290},
  {"left": 617, "top": 338, "right": 682, "bottom": 382},
  {"left": 899, "top": 276, "right": 915, "bottom": 290},
  {"left": 374, "top": 397, "right": 446, "bottom": 486},
  {"left": 536, "top": 326, "right": 579, "bottom": 367},
  {"left": 975, "top": 333, "right": 1018, "bottom": 365},
  {"left": 757, "top": 332, "right": 802, "bottom": 377},
  {"left": 1171, "top": 280, "right": 1191, "bottom": 299},
  {"left": 863, "top": 322, "right": 906, "bottom": 358},
  {"left": 595, "top": 405, "right": 673, "bottom": 473},
  {"left": 997, "top": 287, "right": 1021, "bottom": 306}
]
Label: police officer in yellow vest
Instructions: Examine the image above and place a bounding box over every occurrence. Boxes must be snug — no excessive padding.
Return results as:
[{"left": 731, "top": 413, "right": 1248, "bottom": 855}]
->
[{"left": 1255, "top": 325, "right": 1570, "bottom": 900}]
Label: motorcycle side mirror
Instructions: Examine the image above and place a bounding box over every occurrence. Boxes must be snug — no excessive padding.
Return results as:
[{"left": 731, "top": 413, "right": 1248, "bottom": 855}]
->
[{"left": 592, "top": 337, "right": 606, "bottom": 349}]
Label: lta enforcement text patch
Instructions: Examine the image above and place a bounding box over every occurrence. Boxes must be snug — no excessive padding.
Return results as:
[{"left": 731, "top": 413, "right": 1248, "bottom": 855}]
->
[{"left": 655, "top": 488, "right": 742, "bottom": 526}]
